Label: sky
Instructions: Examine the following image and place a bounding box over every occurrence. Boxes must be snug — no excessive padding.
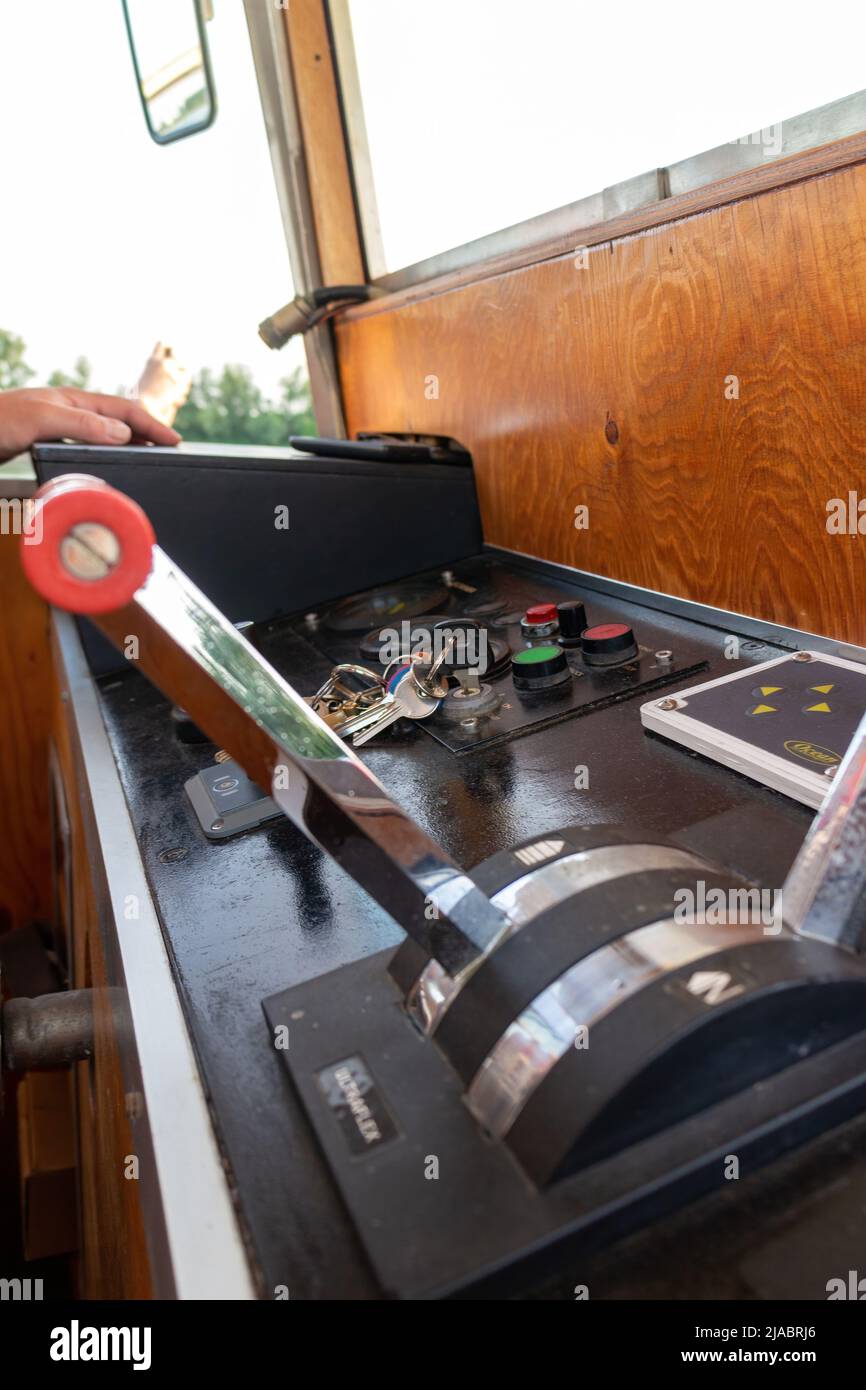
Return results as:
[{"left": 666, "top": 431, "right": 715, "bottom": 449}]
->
[
  {"left": 1, "top": 0, "right": 864, "bottom": 398},
  {"left": 0, "top": 0, "right": 302, "bottom": 397},
  {"left": 346, "top": 0, "right": 866, "bottom": 273}
]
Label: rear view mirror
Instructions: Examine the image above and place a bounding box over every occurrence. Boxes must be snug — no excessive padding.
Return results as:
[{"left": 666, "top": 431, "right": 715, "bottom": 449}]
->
[{"left": 123, "top": 0, "right": 216, "bottom": 146}]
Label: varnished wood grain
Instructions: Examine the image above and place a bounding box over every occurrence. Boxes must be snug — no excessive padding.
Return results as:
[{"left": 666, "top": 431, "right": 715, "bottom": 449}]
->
[
  {"left": 337, "top": 159, "right": 866, "bottom": 646},
  {"left": 283, "top": 0, "right": 365, "bottom": 285},
  {"left": 0, "top": 533, "right": 52, "bottom": 932}
]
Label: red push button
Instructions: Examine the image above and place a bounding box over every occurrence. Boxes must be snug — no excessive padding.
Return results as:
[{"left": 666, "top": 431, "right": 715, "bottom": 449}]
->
[
  {"left": 524, "top": 603, "right": 559, "bottom": 626},
  {"left": 583, "top": 622, "right": 631, "bottom": 641},
  {"left": 581, "top": 621, "right": 639, "bottom": 666}
]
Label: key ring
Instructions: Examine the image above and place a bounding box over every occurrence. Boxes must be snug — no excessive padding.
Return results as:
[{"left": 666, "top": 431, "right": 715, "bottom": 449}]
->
[
  {"left": 383, "top": 649, "right": 452, "bottom": 701},
  {"left": 312, "top": 663, "right": 386, "bottom": 708}
]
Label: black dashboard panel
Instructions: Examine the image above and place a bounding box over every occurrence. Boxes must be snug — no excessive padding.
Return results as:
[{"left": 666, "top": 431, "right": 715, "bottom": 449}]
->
[
  {"left": 32, "top": 442, "right": 481, "bottom": 676},
  {"left": 87, "top": 547, "right": 866, "bottom": 1299}
]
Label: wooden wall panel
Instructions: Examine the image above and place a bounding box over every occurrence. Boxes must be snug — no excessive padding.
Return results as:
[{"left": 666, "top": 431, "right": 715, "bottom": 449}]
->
[
  {"left": 0, "top": 531, "right": 52, "bottom": 932},
  {"left": 337, "top": 159, "right": 866, "bottom": 646}
]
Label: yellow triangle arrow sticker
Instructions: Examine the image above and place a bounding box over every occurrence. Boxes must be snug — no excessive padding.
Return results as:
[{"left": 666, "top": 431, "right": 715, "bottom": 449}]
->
[
  {"left": 759, "top": 685, "right": 783, "bottom": 696},
  {"left": 810, "top": 684, "right": 834, "bottom": 694},
  {"left": 805, "top": 702, "right": 832, "bottom": 713},
  {"left": 749, "top": 704, "right": 777, "bottom": 715}
]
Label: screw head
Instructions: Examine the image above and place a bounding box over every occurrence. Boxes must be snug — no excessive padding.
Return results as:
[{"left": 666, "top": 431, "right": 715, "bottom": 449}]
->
[
  {"left": 793, "top": 651, "right": 814, "bottom": 662},
  {"left": 60, "top": 521, "right": 121, "bottom": 580},
  {"left": 158, "top": 846, "right": 189, "bottom": 864},
  {"left": 824, "top": 765, "right": 838, "bottom": 779},
  {"left": 655, "top": 650, "right": 674, "bottom": 664},
  {"left": 658, "top": 697, "right": 684, "bottom": 711}
]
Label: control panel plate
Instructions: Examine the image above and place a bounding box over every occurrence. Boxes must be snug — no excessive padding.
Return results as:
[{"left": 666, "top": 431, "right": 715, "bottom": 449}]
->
[
  {"left": 426, "top": 643, "right": 706, "bottom": 753},
  {"left": 302, "top": 566, "right": 712, "bottom": 755},
  {"left": 641, "top": 651, "right": 866, "bottom": 807}
]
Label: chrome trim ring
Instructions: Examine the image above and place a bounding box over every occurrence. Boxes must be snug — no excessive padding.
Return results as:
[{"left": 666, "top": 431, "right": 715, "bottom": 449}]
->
[
  {"left": 405, "top": 843, "right": 709, "bottom": 1034},
  {"left": 465, "top": 916, "right": 780, "bottom": 1140}
]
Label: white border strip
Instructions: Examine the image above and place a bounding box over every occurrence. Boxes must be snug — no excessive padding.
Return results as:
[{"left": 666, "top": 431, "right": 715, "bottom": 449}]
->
[
  {"left": 55, "top": 612, "right": 255, "bottom": 1300},
  {"left": 640, "top": 652, "right": 865, "bottom": 810}
]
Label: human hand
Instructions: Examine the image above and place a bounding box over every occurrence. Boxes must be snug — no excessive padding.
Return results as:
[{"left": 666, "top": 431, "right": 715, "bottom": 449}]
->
[{"left": 0, "top": 387, "right": 181, "bottom": 462}]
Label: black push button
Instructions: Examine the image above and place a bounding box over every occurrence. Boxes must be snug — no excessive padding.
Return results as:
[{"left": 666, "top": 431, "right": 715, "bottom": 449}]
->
[{"left": 556, "top": 600, "right": 587, "bottom": 647}]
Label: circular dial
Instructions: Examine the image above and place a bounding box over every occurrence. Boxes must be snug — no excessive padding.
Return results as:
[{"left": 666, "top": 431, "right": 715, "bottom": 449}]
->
[{"left": 324, "top": 582, "right": 450, "bottom": 633}]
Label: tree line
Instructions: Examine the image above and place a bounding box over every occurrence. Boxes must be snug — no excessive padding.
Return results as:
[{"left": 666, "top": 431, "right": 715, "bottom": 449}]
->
[{"left": 0, "top": 328, "right": 315, "bottom": 445}]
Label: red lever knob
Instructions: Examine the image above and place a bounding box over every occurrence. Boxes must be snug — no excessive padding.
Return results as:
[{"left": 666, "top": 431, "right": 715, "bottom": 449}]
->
[{"left": 20, "top": 474, "right": 155, "bottom": 614}]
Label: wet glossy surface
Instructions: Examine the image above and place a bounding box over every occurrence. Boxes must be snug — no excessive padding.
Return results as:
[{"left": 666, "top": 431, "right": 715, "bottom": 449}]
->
[
  {"left": 103, "top": 549, "right": 508, "bottom": 975},
  {"left": 96, "top": 553, "right": 818, "bottom": 1297}
]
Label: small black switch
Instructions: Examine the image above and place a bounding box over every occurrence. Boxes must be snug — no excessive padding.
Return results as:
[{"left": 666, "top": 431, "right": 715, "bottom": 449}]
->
[{"left": 557, "top": 600, "right": 587, "bottom": 647}]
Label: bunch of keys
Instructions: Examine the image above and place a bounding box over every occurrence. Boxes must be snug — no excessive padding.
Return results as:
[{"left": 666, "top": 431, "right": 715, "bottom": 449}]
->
[
  {"left": 306, "top": 664, "right": 385, "bottom": 731},
  {"left": 306, "top": 660, "right": 440, "bottom": 746},
  {"left": 350, "top": 659, "right": 442, "bottom": 747},
  {"left": 307, "top": 621, "right": 486, "bottom": 746}
]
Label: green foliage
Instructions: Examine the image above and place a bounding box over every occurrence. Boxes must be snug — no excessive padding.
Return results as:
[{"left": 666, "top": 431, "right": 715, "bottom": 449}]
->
[
  {"left": 158, "top": 86, "right": 209, "bottom": 136},
  {"left": 0, "top": 328, "right": 316, "bottom": 445},
  {"left": 175, "top": 362, "right": 316, "bottom": 445},
  {"left": 277, "top": 366, "right": 317, "bottom": 438},
  {"left": 0, "top": 328, "right": 35, "bottom": 389},
  {"left": 47, "top": 356, "right": 92, "bottom": 390}
]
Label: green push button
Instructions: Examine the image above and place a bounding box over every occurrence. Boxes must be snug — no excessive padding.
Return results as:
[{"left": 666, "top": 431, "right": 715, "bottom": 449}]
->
[
  {"left": 512, "top": 644, "right": 562, "bottom": 665},
  {"left": 511, "top": 643, "right": 570, "bottom": 690}
]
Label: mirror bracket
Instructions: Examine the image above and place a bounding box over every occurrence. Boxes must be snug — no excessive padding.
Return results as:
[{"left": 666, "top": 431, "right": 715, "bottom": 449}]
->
[{"left": 258, "top": 286, "right": 386, "bottom": 350}]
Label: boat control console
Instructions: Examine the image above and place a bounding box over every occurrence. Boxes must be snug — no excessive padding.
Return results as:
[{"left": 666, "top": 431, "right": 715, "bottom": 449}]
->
[{"left": 16, "top": 465, "right": 866, "bottom": 1300}]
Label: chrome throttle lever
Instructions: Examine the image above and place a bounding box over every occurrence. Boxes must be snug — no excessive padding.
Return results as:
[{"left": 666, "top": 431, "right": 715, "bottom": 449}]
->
[
  {"left": 783, "top": 703, "right": 866, "bottom": 953},
  {"left": 22, "top": 474, "right": 509, "bottom": 978}
]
